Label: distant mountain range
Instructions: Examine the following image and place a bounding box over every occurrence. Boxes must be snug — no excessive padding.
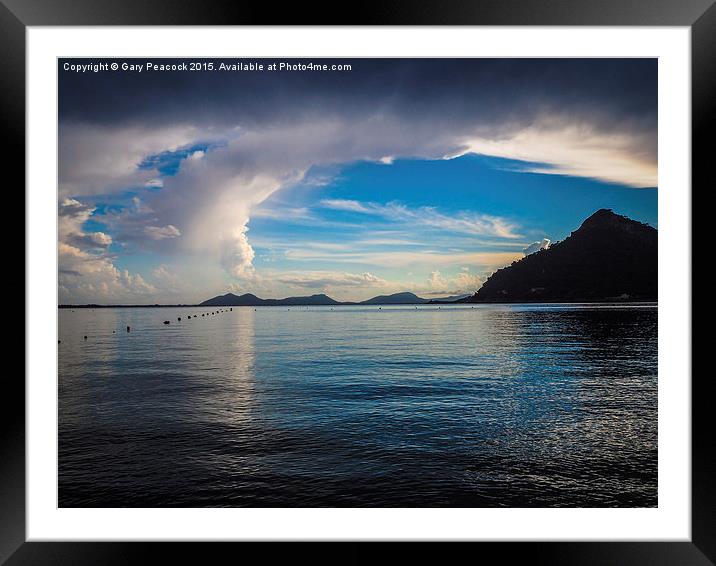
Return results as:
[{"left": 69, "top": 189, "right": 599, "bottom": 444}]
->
[
  {"left": 200, "top": 293, "right": 341, "bottom": 307},
  {"left": 198, "top": 291, "right": 469, "bottom": 307},
  {"left": 463, "top": 209, "right": 657, "bottom": 303},
  {"left": 59, "top": 291, "right": 471, "bottom": 309}
]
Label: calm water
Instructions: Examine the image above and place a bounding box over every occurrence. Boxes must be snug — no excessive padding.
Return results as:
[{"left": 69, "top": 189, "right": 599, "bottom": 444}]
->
[{"left": 58, "top": 304, "right": 657, "bottom": 507}]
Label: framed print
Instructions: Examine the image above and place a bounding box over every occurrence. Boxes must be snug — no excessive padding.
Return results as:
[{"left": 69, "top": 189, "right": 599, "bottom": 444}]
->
[{"left": 9, "top": 0, "right": 710, "bottom": 563}]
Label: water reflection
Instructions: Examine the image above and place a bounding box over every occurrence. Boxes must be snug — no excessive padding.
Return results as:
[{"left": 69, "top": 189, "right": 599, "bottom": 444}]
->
[{"left": 59, "top": 304, "right": 657, "bottom": 507}]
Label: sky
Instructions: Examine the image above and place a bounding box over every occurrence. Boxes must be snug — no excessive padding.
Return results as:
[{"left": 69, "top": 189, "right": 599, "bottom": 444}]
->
[{"left": 58, "top": 58, "right": 657, "bottom": 304}]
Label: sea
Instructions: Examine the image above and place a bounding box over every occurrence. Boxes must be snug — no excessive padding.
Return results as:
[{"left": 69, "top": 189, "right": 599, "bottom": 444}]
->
[{"left": 58, "top": 303, "right": 657, "bottom": 507}]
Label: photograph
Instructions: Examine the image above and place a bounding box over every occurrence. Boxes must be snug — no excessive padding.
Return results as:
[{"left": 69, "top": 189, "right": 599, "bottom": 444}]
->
[{"left": 57, "top": 57, "right": 658, "bottom": 508}]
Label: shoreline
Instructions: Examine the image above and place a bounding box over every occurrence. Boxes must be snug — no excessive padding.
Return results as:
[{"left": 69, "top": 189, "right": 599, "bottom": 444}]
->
[{"left": 59, "top": 301, "right": 659, "bottom": 309}]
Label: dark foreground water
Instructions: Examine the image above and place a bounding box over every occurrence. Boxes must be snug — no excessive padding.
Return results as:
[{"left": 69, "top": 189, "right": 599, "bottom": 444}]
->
[{"left": 58, "top": 304, "right": 657, "bottom": 507}]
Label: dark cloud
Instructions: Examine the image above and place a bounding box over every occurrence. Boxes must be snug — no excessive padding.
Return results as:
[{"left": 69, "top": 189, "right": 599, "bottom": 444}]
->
[{"left": 59, "top": 58, "right": 657, "bottom": 135}]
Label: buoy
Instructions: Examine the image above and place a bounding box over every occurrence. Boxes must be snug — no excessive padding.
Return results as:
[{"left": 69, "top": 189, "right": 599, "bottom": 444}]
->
[
  {"left": 83, "top": 335, "right": 87, "bottom": 340},
  {"left": 58, "top": 339, "right": 61, "bottom": 344},
  {"left": 112, "top": 330, "right": 116, "bottom": 333},
  {"left": 178, "top": 317, "right": 181, "bottom": 322},
  {"left": 163, "top": 320, "right": 170, "bottom": 325}
]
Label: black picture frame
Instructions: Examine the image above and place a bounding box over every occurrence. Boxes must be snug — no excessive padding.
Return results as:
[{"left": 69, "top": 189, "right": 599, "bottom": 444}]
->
[{"left": 7, "top": 1, "right": 709, "bottom": 563}]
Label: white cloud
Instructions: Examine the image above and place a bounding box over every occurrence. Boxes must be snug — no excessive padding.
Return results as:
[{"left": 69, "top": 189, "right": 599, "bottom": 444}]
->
[
  {"left": 57, "top": 197, "right": 165, "bottom": 303},
  {"left": 284, "top": 248, "right": 522, "bottom": 270},
  {"left": 61, "top": 117, "right": 470, "bottom": 287},
  {"left": 276, "top": 271, "right": 386, "bottom": 290},
  {"left": 58, "top": 198, "right": 113, "bottom": 250},
  {"left": 320, "top": 199, "right": 371, "bottom": 213},
  {"left": 58, "top": 123, "right": 201, "bottom": 196},
  {"left": 423, "top": 269, "right": 482, "bottom": 296},
  {"left": 152, "top": 264, "right": 177, "bottom": 283},
  {"left": 453, "top": 270, "right": 483, "bottom": 293},
  {"left": 220, "top": 226, "right": 256, "bottom": 279},
  {"left": 58, "top": 242, "right": 156, "bottom": 303},
  {"left": 523, "top": 238, "right": 551, "bottom": 256},
  {"left": 144, "top": 224, "right": 182, "bottom": 240},
  {"left": 461, "top": 121, "right": 656, "bottom": 188},
  {"left": 320, "top": 199, "right": 520, "bottom": 239},
  {"left": 428, "top": 270, "right": 448, "bottom": 290}
]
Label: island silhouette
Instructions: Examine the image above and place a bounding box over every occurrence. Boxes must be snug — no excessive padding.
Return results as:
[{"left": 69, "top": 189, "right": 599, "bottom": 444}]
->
[{"left": 462, "top": 208, "right": 657, "bottom": 303}]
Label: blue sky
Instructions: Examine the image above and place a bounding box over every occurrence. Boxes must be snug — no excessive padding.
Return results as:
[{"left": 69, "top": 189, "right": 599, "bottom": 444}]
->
[
  {"left": 57, "top": 58, "right": 657, "bottom": 304},
  {"left": 245, "top": 155, "right": 656, "bottom": 296}
]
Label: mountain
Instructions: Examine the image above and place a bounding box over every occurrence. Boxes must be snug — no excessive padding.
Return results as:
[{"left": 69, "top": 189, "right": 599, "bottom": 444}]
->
[
  {"left": 427, "top": 293, "right": 471, "bottom": 303},
  {"left": 199, "top": 293, "right": 265, "bottom": 306},
  {"left": 466, "top": 209, "right": 657, "bottom": 303},
  {"left": 199, "top": 291, "right": 437, "bottom": 307},
  {"left": 271, "top": 294, "right": 341, "bottom": 306},
  {"left": 359, "top": 292, "right": 428, "bottom": 305},
  {"left": 199, "top": 293, "right": 341, "bottom": 306}
]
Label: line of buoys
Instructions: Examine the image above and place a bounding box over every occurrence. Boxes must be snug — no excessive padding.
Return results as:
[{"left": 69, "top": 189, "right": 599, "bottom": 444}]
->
[{"left": 73, "top": 308, "right": 238, "bottom": 343}]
